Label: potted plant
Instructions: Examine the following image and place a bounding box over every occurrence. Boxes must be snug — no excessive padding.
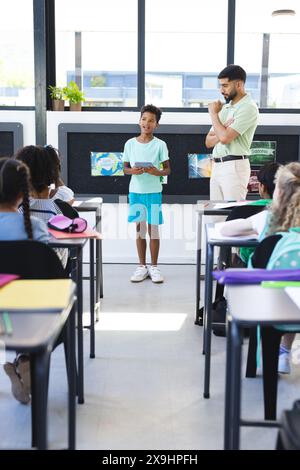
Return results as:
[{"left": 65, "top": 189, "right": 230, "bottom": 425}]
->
[
  {"left": 48, "top": 85, "right": 65, "bottom": 111},
  {"left": 64, "top": 81, "right": 85, "bottom": 111}
]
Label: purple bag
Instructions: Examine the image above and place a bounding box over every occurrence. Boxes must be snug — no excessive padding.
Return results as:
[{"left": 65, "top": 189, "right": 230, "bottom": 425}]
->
[
  {"left": 213, "top": 268, "right": 300, "bottom": 285},
  {"left": 48, "top": 214, "right": 87, "bottom": 233}
]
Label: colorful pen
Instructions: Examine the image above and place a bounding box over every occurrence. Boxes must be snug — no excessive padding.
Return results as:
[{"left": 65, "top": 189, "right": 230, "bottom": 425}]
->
[{"left": 2, "top": 312, "right": 13, "bottom": 336}]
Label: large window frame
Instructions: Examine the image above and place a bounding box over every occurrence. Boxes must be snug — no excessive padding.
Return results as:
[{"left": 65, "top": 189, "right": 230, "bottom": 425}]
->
[{"left": 1, "top": 0, "right": 299, "bottom": 113}]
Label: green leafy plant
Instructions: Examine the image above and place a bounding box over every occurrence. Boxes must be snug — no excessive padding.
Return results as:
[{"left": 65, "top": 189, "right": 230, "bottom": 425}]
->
[
  {"left": 64, "top": 81, "right": 85, "bottom": 104},
  {"left": 48, "top": 85, "right": 65, "bottom": 100}
]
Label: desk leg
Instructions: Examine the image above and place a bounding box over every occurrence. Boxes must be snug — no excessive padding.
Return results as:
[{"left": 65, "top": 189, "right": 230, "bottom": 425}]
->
[
  {"left": 195, "top": 212, "right": 202, "bottom": 325},
  {"left": 30, "top": 350, "right": 51, "bottom": 450},
  {"left": 204, "top": 243, "right": 214, "bottom": 399},
  {"left": 202, "top": 239, "right": 210, "bottom": 355},
  {"left": 224, "top": 319, "right": 233, "bottom": 449},
  {"left": 96, "top": 208, "right": 103, "bottom": 301},
  {"left": 67, "top": 304, "right": 76, "bottom": 449},
  {"left": 231, "top": 321, "right": 242, "bottom": 450},
  {"left": 76, "top": 247, "right": 84, "bottom": 404},
  {"left": 89, "top": 238, "right": 95, "bottom": 358}
]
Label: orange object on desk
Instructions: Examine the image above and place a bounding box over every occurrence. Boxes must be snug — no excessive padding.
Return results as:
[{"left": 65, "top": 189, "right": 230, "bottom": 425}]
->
[{"left": 48, "top": 227, "right": 101, "bottom": 239}]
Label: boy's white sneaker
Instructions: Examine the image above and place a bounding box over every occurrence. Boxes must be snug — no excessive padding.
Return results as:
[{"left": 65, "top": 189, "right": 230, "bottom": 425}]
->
[
  {"left": 278, "top": 351, "right": 291, "bottom": 374},
  {"left": 130, "top": 265, "right": 149, "bottom": 282},
  {"left": 149, "top": 265, "right": 164, "bottom": 283}
]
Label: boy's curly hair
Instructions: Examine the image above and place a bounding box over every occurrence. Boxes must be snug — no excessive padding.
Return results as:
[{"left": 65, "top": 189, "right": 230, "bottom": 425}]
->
[
  {"left": 140, "top": 104, "right": 162, "bottom": 123},
  {"left": 15, "top": 145, "right": 59, "bottom": 193}
]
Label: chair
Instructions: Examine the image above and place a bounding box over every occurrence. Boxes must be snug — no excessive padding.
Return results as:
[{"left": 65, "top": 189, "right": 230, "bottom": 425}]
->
[
  {"left": 0, "top": 240, "right": 72, "bottom": 447},
  {"left": 246, "top": 234, "right": 296, "bottom": 421},
  {"left": 217, "top": 203, "right": 266, "bottom": 271},
  {"left": 212, "top": 204, "right": 267, "bottom": 335}
]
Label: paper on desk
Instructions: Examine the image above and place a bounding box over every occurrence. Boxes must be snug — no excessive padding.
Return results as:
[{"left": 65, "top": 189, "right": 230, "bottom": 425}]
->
[
  {"left": 213, "top": 201, "right": 250, "bottom": 209},
  {"left": 208, "top": 222, "right": 258, "bottom": 241},
  {"left": 0, "top": 279, "right": 73, "bottom": 310},
  {"left": 285, "top": 287, "right": 300, "bottom": 310},
  {"left": 73, "top": 197, "right": 103, "bottom": 206}
]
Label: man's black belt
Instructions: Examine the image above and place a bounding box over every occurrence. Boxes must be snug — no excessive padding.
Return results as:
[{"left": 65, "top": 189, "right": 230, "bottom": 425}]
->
[{"left": 213, "top": 155, "right": 248, "bottom": 163}]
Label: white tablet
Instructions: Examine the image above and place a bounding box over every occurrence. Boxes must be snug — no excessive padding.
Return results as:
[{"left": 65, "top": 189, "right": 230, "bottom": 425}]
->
[{"left": 134, "top": 162, "right": 153, "bottom": 168}]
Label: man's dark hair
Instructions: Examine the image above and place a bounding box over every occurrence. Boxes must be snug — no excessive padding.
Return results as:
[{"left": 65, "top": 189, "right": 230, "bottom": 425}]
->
[
  {"left": 218, "top": 65, "right": 247, "bottom": 83},
  {"left": 140, "top": 104, "right": 162, "bottom": 123},
  {"left": 257, "top": 162, "right": 280, "bottom": 198}
]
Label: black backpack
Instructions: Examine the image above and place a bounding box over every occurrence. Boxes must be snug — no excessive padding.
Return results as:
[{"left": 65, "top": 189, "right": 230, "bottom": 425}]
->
[{"left": 276, "top": 400, "right": 300, "bottom": 450}]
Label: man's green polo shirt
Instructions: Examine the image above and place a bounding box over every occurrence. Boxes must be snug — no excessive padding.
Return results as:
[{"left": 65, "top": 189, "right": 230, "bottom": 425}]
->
[{"left": 212, "top": 93, "right": 259, "bottom": 158}]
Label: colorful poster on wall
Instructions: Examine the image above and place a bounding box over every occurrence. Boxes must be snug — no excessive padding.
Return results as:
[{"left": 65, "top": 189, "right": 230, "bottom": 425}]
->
[
  {"left": 91, "top": 152, "right": 124, "bottom": 176},
  {"left": 188, "top": 154, "right": 212, "bottom": 178},
  {"left": 249, "top": 141, "right": 277, "bottom": 166}
]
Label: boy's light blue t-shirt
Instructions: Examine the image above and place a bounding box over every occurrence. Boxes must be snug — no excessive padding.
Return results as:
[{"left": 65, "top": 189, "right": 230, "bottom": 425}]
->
[
  {"left": 0, "top": 213, "right": 50, "bottom": 243},
  {"left": 123, "top": 137, "right": 169, "bottom": 194}
]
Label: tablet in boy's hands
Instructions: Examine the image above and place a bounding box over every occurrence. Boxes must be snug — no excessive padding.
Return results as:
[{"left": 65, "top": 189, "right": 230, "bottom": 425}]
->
[{"left": 134, "top": 162, "right": 153, "bottom": 168}]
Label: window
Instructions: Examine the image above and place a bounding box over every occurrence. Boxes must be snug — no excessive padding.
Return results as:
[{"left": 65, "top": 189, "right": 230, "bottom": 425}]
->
[
  {"left": 0, "top": 0, "right": 34, "bottom": 106},
  {"left": 55, "top": 0, "right": 138, "bottom": 107},
  {"left": 235, "top": 0, "right": 300, "bottom": 109},
  {"left": 145, "top": 0, "right": 228, "bottom": 108}
]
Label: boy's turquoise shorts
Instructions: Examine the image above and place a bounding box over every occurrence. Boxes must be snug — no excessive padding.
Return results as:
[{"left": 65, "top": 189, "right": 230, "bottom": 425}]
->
[{"left": 128, "top": 192, "right": 163, "bottom": 225}]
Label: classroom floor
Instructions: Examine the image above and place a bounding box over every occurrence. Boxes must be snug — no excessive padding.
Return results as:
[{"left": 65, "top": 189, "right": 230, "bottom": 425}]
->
[{"left": 0, "top": 264, "right": 300, "bottom": 450}]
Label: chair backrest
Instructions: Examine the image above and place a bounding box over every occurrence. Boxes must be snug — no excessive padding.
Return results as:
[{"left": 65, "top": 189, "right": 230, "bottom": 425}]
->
[
  {"left": 267, "top": 230, "right": 300, "bottom": 270},
  {"left": 0, "top": 240, "right": 67, "bottom": 279},
  {"left": 54, "top": 199, "right": 79, "bottom": 219},
  {"left": 226, "top": 204, "right": 266, "bottom": 221},
  {"left": 251, "top": 234, "right": 283, "bottom": 268}
]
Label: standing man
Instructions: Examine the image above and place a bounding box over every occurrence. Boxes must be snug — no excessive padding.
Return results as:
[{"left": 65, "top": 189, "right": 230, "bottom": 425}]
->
[{"left": 206, "top": 65, "right": 259, "bottom": 201}]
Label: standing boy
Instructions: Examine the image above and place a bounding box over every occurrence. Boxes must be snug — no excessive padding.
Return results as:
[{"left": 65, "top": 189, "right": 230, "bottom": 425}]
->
[
  {"left": 123, "top": 104, "right": 171, "bottom": 283},
  {"left": 205, "top": 64, "right": 259, "bottom": 201}
]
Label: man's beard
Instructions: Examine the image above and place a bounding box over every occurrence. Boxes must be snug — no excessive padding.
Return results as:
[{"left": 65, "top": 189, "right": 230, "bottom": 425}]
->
[{"left": 225, "top": 89, "right": 237, "bottom": 103}]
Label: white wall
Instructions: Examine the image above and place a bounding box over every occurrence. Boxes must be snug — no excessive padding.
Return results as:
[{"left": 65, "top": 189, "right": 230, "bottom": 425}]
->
[
  {"left": 47, "top": 110, "right": 300, "bottom": 148},
  {"left": 0, "top": 110, "right": 35, "bottom": 146}
]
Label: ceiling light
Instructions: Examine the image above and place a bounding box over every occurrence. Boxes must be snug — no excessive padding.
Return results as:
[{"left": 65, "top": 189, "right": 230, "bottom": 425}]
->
[{"left": 271, "top": 9, "right": 296, "bottom": 17}]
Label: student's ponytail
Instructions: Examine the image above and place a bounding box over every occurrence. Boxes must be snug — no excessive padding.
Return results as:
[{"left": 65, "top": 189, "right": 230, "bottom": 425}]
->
[{"left": 18, "top": 164, "right": 33, "bottom": 240}]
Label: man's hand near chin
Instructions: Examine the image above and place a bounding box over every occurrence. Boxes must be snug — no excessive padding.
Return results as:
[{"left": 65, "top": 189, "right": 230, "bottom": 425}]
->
[{"left": 208, "top": 100, "right": 223, "bottom": 115}]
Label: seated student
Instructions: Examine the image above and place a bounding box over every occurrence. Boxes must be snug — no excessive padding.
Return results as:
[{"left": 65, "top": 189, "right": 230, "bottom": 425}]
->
[
  {"left": 44, "top": 144, "right": 75, "bottom": 205},
  {"left": 239, "top": 162, "right": 280, "bottom": 265},
  {"left": 221, "top": 162, "right": 300, "bottom": 374},
  {"left": 0, "top": 157, "right": 50, "bottom": 405},
  {"left": 15, "top": 145, "right": 73, "bottom": 267}
]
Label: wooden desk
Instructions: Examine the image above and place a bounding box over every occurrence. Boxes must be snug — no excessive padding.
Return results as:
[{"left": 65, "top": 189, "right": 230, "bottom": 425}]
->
[
  {"left": 49, "top": 237, "right": 87, "bottom": 403},
  {"left": 0, "top": 280, "right": 76, "bottom": 450},
  {"left": 225, "top": 285, "right": 300, "bottom": 449},
  {"left": 73, "top": 197, "right": 103, "bottom": 301},
  {"left": 195, "top": 201, "right": 232, "bottom": 325},
  {"left": 203, "top": 224, "right": 258, "bottom": 399},
  {"left": 73, "top": 198, "right": 103, "bottom": 361}
]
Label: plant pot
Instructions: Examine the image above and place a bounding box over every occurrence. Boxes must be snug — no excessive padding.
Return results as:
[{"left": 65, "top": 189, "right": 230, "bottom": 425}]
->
[
  {"left": 52, "top": 99, "right": 65, "bottom": 111},
  {"left": 69, "top": 102, "right": 82, "bottom": 111}
]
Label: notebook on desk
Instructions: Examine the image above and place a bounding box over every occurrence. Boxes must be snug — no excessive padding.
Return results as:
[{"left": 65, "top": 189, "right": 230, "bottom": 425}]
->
[
  {"left": 0, "top": 279, "right": 73, "bottom": 311},
  {"left": 0, "top": 274, "right": 19, "bottom": 288},
  {"left": 213, "top": 201, "right": 251, "bottom": 210}
]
